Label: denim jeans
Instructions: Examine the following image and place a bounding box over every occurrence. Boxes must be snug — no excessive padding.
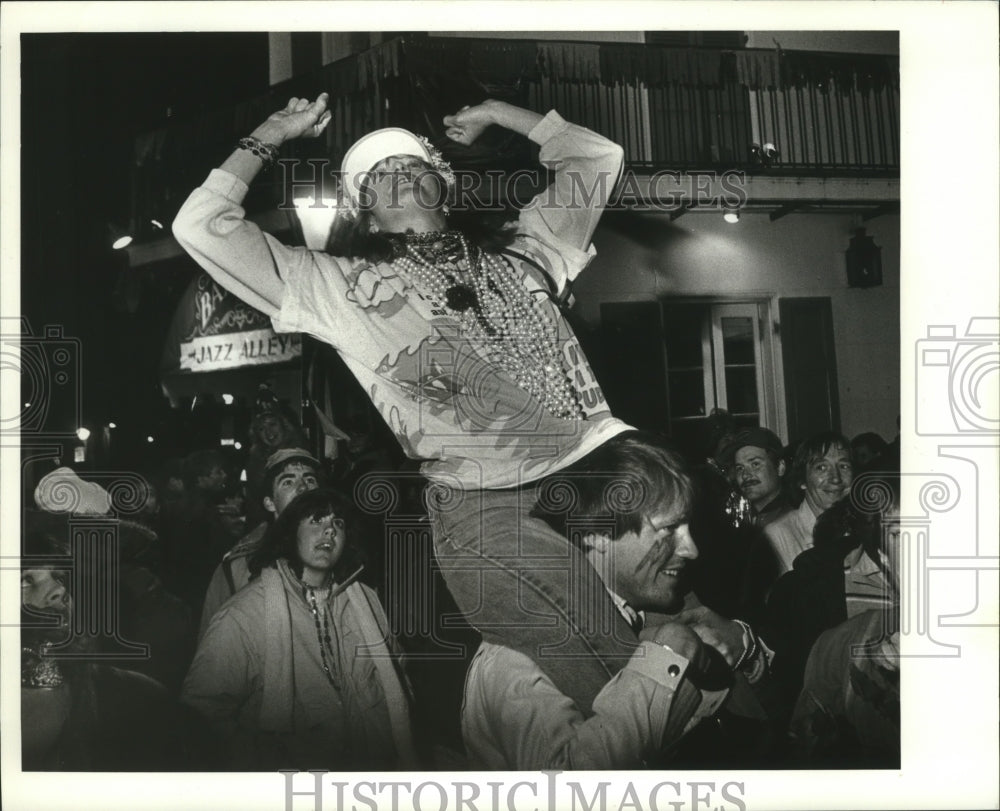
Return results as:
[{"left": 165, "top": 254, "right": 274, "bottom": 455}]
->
[{"left": 427, "top": 483, "right": 638, "bottom": 716}]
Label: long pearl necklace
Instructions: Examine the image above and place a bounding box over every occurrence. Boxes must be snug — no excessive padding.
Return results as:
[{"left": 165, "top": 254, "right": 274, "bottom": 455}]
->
[
  {"left": 392, "top": 232, "right": 584, "bottom": 420},
  {"left": 303, "top": 583, "right": 339, "bottom": 688}
]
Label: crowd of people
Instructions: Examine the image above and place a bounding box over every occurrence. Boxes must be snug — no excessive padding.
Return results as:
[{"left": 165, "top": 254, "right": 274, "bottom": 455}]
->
[{"left": 21, "top": 92, "right": 901, "bottom": 772}]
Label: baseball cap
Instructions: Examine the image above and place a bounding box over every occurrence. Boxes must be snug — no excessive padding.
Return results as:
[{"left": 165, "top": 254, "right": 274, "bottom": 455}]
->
[
  {"left": 264, "top": 448, "right": 320, "bottom": 476},
  {"left": 340, "top": 127, "right": 432, "bottom": 210},
  {"left": 718, "top": 428, "right": 784, "bottom": 467}
]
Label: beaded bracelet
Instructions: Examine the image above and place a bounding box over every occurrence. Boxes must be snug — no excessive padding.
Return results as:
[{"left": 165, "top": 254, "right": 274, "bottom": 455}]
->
[
  {"left": 732, "top": 619, "right": 759, "bottom": 672},
  {"left": 237, "top": 136, "right": 280, "bottom": 170}
]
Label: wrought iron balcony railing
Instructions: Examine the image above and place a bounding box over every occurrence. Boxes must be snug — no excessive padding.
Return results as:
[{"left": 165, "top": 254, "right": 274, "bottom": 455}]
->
[{"left": 128, "top": 35, "right": 899, "bottom": 247}]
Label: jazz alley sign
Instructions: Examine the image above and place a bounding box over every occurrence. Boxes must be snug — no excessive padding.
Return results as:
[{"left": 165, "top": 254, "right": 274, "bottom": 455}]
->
[
  {"left": 170, "top": 274, "right": 302, "bottom": 374},
  {"left": 180, "top": 329, "right": 301, "bottom": 372}
]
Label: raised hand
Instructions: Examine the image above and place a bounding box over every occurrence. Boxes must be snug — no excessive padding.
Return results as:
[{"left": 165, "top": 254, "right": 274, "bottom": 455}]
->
[
  {"left": 255, "top": 94, "right": 332, "bottom": 145},
  {"left": 443, "top": 102, "right": 497, "bottom": 145}
]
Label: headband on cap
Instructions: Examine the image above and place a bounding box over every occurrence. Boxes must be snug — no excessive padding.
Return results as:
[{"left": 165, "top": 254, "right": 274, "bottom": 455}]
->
[{"left": 339, "top": 128, "right": 454, "bottom": 217}]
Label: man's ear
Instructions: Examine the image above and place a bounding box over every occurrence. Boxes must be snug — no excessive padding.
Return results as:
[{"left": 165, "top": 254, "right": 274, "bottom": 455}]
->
[
  {"left": 777, "top": 459, "right": 786, "bottom": 477},
  {"left": 263, "top": 496, "right": 277, "bottom": 516}
]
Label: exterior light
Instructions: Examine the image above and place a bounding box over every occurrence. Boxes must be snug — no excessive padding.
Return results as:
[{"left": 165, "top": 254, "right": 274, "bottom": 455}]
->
[
  {"left": 147, "top": 435, "right": 155, "bottom": 443},
  {"left": 724, "top": 209, "right": 740, "bottom": 224},
  {"left": 108, "top": 222, "right": 133, "bottom": 249},
  {"left": 76, "top": 427, "right": 91, "bottom": 441},
  {"left": 108, "top": 422, "right": 117, "bottom": 429},
  {"left": 293, "top": 197, "right": 340, "bottom": 250},
  {"left": 222, "top": 393, "right": 235, "bottom": 405}
]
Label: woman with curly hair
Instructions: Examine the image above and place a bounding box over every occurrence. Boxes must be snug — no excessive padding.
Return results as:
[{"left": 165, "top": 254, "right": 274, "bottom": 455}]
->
[{"left": 181, "top": 489, "right": 416, "bottom": 770}]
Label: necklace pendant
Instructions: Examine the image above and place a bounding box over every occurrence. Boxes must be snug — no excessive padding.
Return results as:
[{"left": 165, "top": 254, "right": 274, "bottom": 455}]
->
[{"left": 445, "top": 284, "right": 477, "bottom": 312}]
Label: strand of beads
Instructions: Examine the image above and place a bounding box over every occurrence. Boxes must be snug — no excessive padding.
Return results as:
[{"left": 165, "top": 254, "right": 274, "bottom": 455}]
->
[
  {"left": 394, "top": 246, "right": 469, "bottom": 309},
  {"left": 394, "top": 233, "right": 583, "bottom": 420},
  {"left": 465, "top": 244, "right": 582, "bottom": 419}
]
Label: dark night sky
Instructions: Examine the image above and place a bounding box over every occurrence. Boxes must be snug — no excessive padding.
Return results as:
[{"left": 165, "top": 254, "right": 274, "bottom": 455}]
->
[{"left": 20, "top": 33, "right": 269, "bottom": 467}]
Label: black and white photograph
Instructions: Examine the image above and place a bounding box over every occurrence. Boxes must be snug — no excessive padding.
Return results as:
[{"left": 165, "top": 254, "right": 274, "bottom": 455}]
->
[{"left": 2, "top": 3, "right": 997, "bottom": 810}]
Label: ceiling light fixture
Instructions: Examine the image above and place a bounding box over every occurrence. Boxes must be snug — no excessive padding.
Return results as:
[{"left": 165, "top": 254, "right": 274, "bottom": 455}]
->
[{"left": 108, "top": 222, "right": 133, "bottom": 250}]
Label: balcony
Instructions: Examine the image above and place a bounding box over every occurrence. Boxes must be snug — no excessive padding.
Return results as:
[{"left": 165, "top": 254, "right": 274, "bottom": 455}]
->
[{"left": 125, "top": 34, "right": 899, "bottom": 264}]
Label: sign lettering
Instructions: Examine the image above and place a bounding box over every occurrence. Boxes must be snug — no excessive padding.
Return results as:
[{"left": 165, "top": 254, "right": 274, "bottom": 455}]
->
[{"left": 179, "top": 328, "right": 301, "bottom": 372}]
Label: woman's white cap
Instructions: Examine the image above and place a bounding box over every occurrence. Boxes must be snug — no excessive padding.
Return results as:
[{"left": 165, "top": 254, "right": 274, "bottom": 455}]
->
[{"left": 340, "top": 127, "right": 431, "bottom": 209}]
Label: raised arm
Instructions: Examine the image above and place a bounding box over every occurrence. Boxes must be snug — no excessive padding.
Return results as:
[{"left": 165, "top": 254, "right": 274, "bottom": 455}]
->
[
  {"left": 221, "top": 94, "right": 332, "bottom": 184},
  {"left": 172, "top": 95, "right": 332, "bottom": 316},
  {"left": 444, "top": 99, "right": 544, "bottom": 142},
  {"left": 444, "top": 99, "right": 624, "bottom": 253}
]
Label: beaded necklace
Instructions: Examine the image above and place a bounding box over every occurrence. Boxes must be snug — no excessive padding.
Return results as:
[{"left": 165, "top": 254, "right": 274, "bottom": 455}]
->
[
  {"left": 392, "top": 231, "right": 584, "bottom": 420},
  {"left": 303, "top": 583, "right": 339, "bottom": 688},
  {"left": 22, "top": 641, "right": 64, "bottom": 687}
]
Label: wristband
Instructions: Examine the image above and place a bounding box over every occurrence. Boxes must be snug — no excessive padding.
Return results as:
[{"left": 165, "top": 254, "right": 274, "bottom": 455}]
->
[{"left": 237, "top": 136, "right": 280, "bottom": 171}]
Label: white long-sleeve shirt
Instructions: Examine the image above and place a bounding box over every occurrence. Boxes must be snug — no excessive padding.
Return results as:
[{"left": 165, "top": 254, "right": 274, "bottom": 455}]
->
[
  {"left": 764, "top": 499, "right": 818, "bottom": 575},
  {"left": 173, "top": 111, "right": 630, "bottom": 490}
]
